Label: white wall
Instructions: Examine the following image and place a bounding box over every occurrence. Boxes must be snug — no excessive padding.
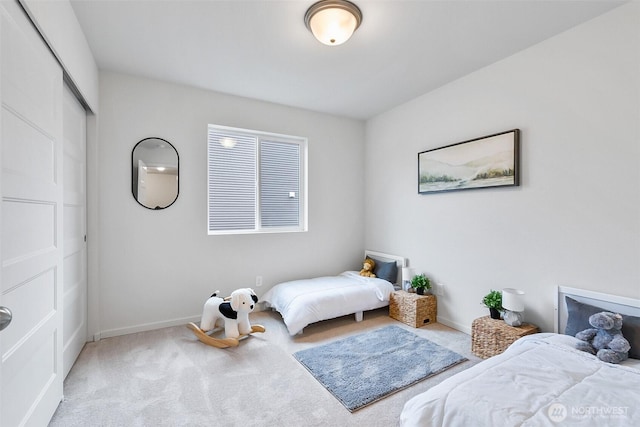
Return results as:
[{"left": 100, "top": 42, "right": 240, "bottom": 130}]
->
[
  {"left": 365, "top": 2, "right": 640, "bottom": 333},
  {"left": 20, "top": 0, "right": 98, "bottom": 112},
  {"left": 96, "top": 72, "right": 365, "bottom": 337}
]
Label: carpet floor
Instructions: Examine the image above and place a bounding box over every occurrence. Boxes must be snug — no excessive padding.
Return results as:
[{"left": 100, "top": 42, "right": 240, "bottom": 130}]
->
[{"left": 50, "top": 309, "right": 480, "bottom": 427}]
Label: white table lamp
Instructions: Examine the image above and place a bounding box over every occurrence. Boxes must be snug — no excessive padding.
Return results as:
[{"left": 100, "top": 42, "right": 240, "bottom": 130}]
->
[
  {"left": 502, "top": 288, "right": 525, "bottom": 326},
  {"left": 402, "top": 267, "right": 414, "bottom": 292}
]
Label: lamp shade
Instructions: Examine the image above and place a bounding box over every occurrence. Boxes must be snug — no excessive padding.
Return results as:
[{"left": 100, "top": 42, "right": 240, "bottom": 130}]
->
[
  {"left": 401, "top": 267, "right": 414, "bottom": 283},
  {"left": 304, "top": 0, "right": 362, "bottom": 46},
  {"left": 502, "top": 288, "right": 525, "bottom": 312},
  {"left": 401, "top": 267, "right": 414, "bottom": 291}
]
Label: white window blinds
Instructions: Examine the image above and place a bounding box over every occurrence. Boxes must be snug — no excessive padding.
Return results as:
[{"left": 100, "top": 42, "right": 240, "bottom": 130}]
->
[
  {"left": 207, "top": 125, "right": 307, "bottom": 234},
  {"left": 260, "top": 140, "right": 300, "bottom": 228},
  {"left": 208, "top": 130, "right": 256, "bottom": 231}
]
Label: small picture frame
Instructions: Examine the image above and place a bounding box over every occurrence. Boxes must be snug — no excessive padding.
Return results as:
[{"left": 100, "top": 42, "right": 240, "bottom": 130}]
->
[{"left": 418, "top": 129, "right": 520, "bottom": 194}]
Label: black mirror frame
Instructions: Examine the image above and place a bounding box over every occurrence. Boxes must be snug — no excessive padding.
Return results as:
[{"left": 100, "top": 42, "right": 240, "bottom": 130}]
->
[{"left": 131, "top": 137, "right": 180, "bottom": 210}]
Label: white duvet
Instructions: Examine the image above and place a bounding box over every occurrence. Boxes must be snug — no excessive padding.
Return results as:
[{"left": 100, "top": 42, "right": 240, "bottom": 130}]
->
[
  {"left": 400, "top": 333, "right": 640, "bottom": 426},
  {"left": 261, "top": 271, "right": 395, "bottom": 335}
]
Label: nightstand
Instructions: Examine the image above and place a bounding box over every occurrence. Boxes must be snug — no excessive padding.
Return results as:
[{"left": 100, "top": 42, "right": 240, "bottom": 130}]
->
[
  {"left": 471, "top": 316, "right": 539, "bottom": 358},
  {"left": 389, "top": 290, "right": 437, "bottom": 328}
]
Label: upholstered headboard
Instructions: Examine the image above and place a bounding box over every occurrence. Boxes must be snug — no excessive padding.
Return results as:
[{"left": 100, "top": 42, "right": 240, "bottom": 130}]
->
[
  {"left": 364, "top": 250, "right": 407, "bottom": 285},
  {"left": 555, "top": 285, "right": 640, "bottom": 334}
]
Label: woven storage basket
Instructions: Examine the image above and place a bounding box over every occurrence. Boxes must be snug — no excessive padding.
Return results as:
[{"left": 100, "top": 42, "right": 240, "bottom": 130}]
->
[
  {"left": 471, "top": 316, "right": 538, "bottom": 358},
  {"left": 389, "top": 291, "right": 437, "bottom": 328}
]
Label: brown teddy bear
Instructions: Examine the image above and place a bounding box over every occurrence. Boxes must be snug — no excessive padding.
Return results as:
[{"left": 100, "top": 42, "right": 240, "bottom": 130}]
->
[{"left": 359, "top": 258, "right": 376, "bottom": 278}]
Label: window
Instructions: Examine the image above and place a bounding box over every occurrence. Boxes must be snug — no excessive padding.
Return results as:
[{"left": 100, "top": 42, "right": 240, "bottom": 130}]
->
[{"left": 207, "top": 124, "right": 307, "bottom": 234}]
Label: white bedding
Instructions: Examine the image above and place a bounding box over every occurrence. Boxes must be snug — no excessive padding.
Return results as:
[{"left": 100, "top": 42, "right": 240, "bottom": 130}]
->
[
  {"left": 262, "top": 271, "right": 395, "bottom": 335},
  {"left": 400, "top": 333, "right": 640, "bottom": 426}
]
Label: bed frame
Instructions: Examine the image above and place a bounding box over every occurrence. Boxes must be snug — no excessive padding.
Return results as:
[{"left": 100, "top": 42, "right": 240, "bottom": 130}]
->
[
  {"left": 554, "top": 285, "right": 640, "bottom": 334},
  {"left": 264, "top": 250, "right": 408, "bottom": 334}
]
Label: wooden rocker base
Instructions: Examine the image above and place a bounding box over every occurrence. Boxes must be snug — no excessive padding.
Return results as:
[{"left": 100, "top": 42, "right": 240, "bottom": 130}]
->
[{"left": 187, "top": 322, "right": 265, "bottom": 348}]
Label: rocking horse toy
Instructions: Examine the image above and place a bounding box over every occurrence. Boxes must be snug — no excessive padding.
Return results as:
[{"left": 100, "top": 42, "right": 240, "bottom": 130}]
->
[{"left": 187, "top": 288, "right": 265, "bottom": 348}]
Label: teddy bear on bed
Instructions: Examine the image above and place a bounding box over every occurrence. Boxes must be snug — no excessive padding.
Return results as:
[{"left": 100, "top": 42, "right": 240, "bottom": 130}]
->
[
  {"left": 575, "top": 311, "right": 630, "bottom": 364},
  {"left": 359, "top": 257, "right": 376, "bottom": 278}
]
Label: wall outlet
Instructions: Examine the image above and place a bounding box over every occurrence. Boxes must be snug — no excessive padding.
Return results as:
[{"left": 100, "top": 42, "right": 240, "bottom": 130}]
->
[
  {"left": 434, "top": 282, "right": 445, "bottom": 296},
  {"left": 255, "top": 276, "right": 263, "bottom": 287}
]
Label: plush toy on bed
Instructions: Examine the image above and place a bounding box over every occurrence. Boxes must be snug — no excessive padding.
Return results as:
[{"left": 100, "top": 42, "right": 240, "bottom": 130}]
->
[
  {"left": 359, "top": 257, "right": 376, "bottom": 278},
  {"left": 575, "top": 311, "right": 630, "bottom": 364}
]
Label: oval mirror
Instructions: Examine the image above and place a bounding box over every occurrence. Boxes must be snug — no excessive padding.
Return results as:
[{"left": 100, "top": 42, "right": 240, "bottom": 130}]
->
[{"left": 132, "top": 137, "right": 179, "bottom": 209}]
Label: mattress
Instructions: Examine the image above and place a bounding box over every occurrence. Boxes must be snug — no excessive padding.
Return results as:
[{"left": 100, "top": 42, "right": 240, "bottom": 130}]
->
[
  {"left": 400, "top": 333, "right": 640, "bottom": 426},
  {"left": 262, "top": 271, "right": 395, "bottom": 335}
]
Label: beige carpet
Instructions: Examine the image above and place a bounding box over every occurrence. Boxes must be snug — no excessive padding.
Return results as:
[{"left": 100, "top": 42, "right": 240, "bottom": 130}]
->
[{"left": 50, "top": 309, "right": 480, "bottom": 427}]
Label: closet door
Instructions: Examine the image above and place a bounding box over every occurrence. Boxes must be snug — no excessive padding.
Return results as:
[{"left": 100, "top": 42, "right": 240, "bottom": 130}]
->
[
  {"left": 62, "top": 84, "right": 87, "bottom": 378},
  {"left": 0, "top": 1, "right": 64, "bottom": 425}
]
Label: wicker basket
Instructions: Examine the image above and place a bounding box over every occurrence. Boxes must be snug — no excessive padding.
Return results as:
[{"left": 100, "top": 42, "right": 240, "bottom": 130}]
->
[
  {"left": 471, "top": 316, "right": 538, "bottom": 358},
  {"left": 389, "top": 291, "right": 437, "bottom": 328}
]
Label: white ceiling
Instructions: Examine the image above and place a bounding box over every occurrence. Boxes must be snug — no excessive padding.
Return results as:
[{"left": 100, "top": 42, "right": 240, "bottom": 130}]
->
[{"left": 70, "top": 0, "right": 624, "bottom": 120}]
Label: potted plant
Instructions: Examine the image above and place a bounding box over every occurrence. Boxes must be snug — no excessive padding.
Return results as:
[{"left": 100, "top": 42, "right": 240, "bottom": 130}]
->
[
  {"left": 411, "top": 274, "right": 431, "bottom": 295},
  {"left": 482, "top": 290, "right": 503, "bottom": 319}
]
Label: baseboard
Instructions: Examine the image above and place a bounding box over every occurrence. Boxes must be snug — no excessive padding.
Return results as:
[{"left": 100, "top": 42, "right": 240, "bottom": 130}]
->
[
  {"left": 99, "top": 315, "right": 201, "bottom": 339},
  {"left": 437, "top": 316, "right": 471, "bottom": 335},
  {"left": 98, "top": 303, "right": 273, "bottom": 339},
  {"left": 99, "top": 310, "right": 469, "bottom": 339}
]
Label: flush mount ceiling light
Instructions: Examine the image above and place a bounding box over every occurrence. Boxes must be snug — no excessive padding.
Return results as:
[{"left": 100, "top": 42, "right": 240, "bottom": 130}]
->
[{"left": 304, "top": 0, "right": 362, "bottom": 46}]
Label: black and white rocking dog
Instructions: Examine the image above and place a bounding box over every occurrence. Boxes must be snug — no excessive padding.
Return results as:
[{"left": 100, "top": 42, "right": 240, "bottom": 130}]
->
[{"left": 199, "top": 288, "right": 258, "bottom": 339}]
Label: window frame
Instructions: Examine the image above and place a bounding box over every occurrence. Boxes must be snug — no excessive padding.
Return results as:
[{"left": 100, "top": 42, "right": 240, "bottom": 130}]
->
[{"left": 207, "top": 124, "right": 308, "bottom": 235}]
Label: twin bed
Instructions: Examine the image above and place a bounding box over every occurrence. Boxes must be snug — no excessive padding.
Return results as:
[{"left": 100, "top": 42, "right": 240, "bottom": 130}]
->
[
  {"left": 262, "top": 250, "right": 406, "bottom": 335},
  {"left": 400, "top": 286, "right": 640, "bottom": 426}
]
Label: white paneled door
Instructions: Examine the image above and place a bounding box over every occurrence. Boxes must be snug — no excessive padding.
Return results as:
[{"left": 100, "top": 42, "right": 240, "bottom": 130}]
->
[
  {"left": 62, "top": 85, "right": 87, "bottom": 378},
  {"left": 1, "top": 1, "right": 65, "bottom": 425}
]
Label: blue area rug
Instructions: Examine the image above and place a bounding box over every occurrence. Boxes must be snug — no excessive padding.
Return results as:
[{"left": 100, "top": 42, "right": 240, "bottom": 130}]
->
[{"left": 293, "top": 325, "right": 467, "bottom": 412}]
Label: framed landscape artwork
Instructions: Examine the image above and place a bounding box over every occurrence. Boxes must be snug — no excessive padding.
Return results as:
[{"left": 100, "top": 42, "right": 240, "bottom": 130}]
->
[{"left": 418, "top": 129, "right": 520, "bottom": 194}]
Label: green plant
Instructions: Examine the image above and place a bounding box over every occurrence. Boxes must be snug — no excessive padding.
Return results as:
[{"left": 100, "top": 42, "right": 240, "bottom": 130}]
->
[
  {"left": 410, "top": 274, "right": 431, "bottom": 291},
  {"left": 482, "top": 290, "right": 503, "bottom": 310}
]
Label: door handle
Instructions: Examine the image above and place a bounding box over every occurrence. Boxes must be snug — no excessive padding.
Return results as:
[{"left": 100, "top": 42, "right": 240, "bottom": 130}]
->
[{"left": 0, "top": 306, "right": 12, "bottom": 331}]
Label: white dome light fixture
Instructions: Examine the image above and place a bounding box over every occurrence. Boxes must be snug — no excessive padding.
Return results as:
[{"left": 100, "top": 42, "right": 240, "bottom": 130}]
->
[{"left": 304, "top": 0, "right": 362, "bottom": 46}]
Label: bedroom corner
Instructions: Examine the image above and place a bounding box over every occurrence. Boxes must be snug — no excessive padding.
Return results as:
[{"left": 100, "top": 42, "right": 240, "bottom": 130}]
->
[{"left": 94, "top": 72, "right": 368, "bottom": 337}]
